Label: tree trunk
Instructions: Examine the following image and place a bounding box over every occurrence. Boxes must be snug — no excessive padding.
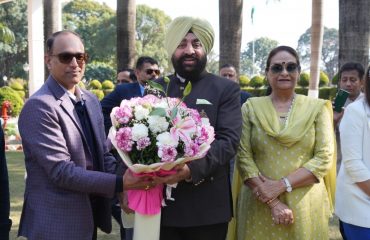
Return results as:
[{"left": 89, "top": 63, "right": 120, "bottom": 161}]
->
[
  {"left": 308, "top": 0, "right": 323, "bottom": 98},
  {"left": 219, "top": 0, "right": 243, "bottom": 75},
  {"left": 117, "top": 0, "right": 136, "bottom": 71},
  {"left": 43, "top": 0, "right": 62, "bottom": 80},
  {"left": 339, "top": 0, "right": 370, "bottom": 69}
]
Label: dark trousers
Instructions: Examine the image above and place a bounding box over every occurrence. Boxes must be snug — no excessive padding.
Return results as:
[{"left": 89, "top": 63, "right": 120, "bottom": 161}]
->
[{"left": 160, "top": 222, "right": 228, "bottom": 240}]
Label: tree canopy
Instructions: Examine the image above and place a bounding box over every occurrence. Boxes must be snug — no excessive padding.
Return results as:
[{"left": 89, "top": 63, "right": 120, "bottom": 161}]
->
[
  {"left": 240, "top": 37, "right": 278, "bottom": 76},
  {"left": 297, "top": 27, "right": 339, "bottom": 78}
]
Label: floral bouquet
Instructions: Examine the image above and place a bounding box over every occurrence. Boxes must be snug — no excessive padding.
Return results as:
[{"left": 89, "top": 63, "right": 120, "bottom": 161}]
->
[{"left": 107, "top": 79, "right": 215, "bottom": 240}]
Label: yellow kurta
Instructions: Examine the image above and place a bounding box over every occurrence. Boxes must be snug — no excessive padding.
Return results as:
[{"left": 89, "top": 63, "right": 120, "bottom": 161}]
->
[{"left": 231, "top": 95, "right": 335, "bottom": 240}]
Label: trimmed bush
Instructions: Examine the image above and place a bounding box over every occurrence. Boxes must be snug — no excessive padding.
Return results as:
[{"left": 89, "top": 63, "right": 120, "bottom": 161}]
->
[
  {"left": 78, "top": 81, "right": 86, "bottom": 89},
  {"left": 319, "top": 71, "right": 330, "bottom": 87},
  {"left": 90, "top": 89, "right": 104, "bottom": 100},
  {"left": 239, "top": 75, "right": 250, "bottom": 87},
  {"left": 332, "top": 72, "right": 339, "bottom": 85},
  {"left": 298, "top": 72, "right": 310, "bottom": 87},
  {"left": 0, "top": 86, "right": 24, "bottom": 117},
  {"left": 240, "top": 86, "right": 338, "bottom": 100},
  {"left": 249, "top": 75, "right": 264, "bottom": 88},
  {"left": 101, "top": 80, "right": 114, "bottom": 90},
  {"left": 9, "top": 78, "right": 24, "bottom": 90},
  {"left": 85, "top": 61, "right": 116, "bottom": 82},
  {"left": 88, "top": 79, "right": 102, "bottom": 90}
]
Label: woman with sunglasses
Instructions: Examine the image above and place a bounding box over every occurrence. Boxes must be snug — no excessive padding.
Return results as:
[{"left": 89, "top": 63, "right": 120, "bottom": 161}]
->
[
  {"left": 335, "top": 65, "right": 370, "bottom": 239},
  {"left": 228, "top": 46, "right": 336, "bottom": 240}
]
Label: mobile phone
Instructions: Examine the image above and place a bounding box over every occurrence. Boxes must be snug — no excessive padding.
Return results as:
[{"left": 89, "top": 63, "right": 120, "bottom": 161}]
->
[{"left": 333, "top": 89, "right": 349, "bottom": 112}]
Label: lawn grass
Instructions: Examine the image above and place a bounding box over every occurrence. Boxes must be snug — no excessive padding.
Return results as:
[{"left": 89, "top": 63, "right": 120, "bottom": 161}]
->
[{"left": 7, "top": 151, "right": 342, "bottom": 239}]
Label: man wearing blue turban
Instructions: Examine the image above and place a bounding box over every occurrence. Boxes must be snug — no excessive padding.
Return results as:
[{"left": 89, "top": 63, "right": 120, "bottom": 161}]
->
[{"left": 156, "top": 16, "right": 242, "bottom": 240}]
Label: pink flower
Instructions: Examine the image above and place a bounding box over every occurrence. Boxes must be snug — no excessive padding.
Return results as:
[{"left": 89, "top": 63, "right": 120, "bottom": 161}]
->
[
  {"left": 195, "top": 126, "right": 209, "bottom": 145},
  {"left": 188, "top": 109, "right": 201, "bottom": 123},
  {"left": 136, "top": 137, "right": 151, "bottom": 150},
  {"left": 184, "top": 142, "right": 200, "bottom": 157},
  {"left": 115, "top": 106, "right": 133, "bottom": 124},
  {"left": 158, "top": 145, "right": 178, "bottom": 162},
  {"left": 116, "top": 127, "right": 133, "bottom": 152}
]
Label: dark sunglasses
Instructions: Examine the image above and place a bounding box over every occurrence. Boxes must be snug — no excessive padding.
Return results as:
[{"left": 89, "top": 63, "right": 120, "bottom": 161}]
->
[
  {"left": 51, "top": 52, "right": 89, "bottom": 64},
  {"left": 145, "top": 69, "right": 160, "bottom": 75},
  {"left": 270, "top": 62, "right": 300, "bottom": 74}
]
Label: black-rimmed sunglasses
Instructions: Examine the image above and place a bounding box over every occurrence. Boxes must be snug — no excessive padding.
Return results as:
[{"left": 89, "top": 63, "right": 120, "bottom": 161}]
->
[
  {"left": 145, "top": 69, "right": 160, "bottom": 75},
  {"left": 51, "top": 52, "right": 89, "bottom": 64},
  {"left": 270, "top": 62, "right": 300, "bottom": 74}
]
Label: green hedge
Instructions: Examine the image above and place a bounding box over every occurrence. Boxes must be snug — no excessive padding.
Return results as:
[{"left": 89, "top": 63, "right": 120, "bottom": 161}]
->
[{"left": 241, "top": 86, "right": 337, "bottom": 100}]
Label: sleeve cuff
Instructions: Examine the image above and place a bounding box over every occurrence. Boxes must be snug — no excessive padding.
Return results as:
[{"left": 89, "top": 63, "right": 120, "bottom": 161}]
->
[{"left": 115, "top": 176, "right": 123, "bottom": 193}]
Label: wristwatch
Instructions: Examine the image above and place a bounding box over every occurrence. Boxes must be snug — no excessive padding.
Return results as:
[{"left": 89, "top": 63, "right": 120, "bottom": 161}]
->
[{"left": 282, "top": 177, "right": 292, "bottom": 192}]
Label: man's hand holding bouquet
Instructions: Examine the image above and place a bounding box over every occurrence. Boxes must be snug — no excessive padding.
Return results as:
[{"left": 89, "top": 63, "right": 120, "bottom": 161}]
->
[{"left": 108, "top": 77, "right": 214, "bottom": 240}]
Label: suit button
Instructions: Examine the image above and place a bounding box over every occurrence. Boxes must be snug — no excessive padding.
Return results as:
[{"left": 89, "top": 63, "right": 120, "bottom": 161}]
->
[{"left": 210, "top": 177, "right": 214, "bottom": 181}]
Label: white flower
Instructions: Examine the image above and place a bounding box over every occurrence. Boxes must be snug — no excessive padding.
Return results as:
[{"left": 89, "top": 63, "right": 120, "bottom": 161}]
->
[
  {"left": 147, "top": 115, "right": 169, "bottom": 133},
  {"left": 131, "top": 123, "right": 149, "bottom": 141},
  {"left": 156, "top": 132, "right": 178, "bottom": 147},
  {"left": 134, "top": 105, "right": 150, "bottom": 121}
]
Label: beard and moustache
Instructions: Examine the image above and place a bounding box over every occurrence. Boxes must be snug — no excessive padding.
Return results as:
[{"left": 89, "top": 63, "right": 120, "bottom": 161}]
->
[{"left": 171, "top": 53, "right": 207, "bottom": 81}]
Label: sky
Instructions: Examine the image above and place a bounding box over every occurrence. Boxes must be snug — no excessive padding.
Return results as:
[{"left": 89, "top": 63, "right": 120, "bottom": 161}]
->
[{"left": 97, "top": 0, "right": 339, "bottom": 54}]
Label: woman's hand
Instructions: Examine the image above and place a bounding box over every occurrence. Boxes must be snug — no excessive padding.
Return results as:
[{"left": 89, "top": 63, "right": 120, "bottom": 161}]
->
[
  {"left": 270, "top": 200, "right": 294, "bottom": 225},
  {"left": 253, "top": 175, "right": 286, "bottom": 203}
]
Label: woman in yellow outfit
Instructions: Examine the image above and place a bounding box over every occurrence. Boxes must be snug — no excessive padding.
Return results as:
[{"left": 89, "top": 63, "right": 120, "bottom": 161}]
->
[{"left": 228, "top": 46, "right": 336, "bottom": 240}]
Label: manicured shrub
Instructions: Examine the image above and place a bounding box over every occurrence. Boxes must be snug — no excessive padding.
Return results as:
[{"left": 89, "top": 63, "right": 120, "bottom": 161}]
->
[
  {"left": 88, "top": 79, "right": 102, "bottom": 90},
  {"left": 298, "top": 72, "right": 310, "bottom": 87},
  {"left": 0, "top": 86, "right": 24, "bottom": 117},
  {"left": 249, "top": 75, "right": 264, "bottom": 88},
  {"left": 239, "top": 75, "right": 250, "bottom": 87},
  {"left": 319, "top": 71, "right": 330, "bottom": 87},
  {"left": 101, "top": 80, "right": 114, "bottom": 90},
  {"left": 90, "top": 89, "right": 104, "bottom": 100}
]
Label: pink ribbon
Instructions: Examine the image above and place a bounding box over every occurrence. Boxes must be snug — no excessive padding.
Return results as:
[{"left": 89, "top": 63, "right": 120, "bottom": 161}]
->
[{"left": 127, "top": 169, "right": 176, "bottom": 215}]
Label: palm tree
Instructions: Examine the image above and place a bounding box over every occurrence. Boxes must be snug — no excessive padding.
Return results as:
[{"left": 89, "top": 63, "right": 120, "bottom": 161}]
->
[
  {"left": 44, "top": 0, "right": 62, "bottom": 79},
  {"left": 339, "top": 0, "right": 370, "bottom": 69},
  {"left": 219, "top": 0, "right": 243, "bottom": 75},
  {"left": 117, "top": 0, "right": 136, "bottom": 71},
  {"left": 308, "top": 0, "right": 323, "bottom": 98}
]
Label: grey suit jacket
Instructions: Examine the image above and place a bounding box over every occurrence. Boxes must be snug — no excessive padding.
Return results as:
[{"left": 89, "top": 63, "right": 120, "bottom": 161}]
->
[
  {"left": 157, "top": 72, "right": 242, "bottom": 227},
  {"left": 18, "top": 76, "right": 118, "bottom": 240}
]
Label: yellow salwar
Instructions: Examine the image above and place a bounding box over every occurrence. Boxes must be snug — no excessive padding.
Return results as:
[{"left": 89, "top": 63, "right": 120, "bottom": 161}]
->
[{"left": 228, "top": 95, "right": 336, "bottom": 240}]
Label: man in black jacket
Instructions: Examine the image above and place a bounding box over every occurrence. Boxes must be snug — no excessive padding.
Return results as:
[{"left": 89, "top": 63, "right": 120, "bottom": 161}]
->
[{"left": 156, "top": 16, "right": 242, "bottom": 240}]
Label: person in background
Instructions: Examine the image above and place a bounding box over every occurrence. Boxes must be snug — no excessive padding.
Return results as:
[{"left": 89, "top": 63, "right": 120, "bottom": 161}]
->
[
  {"left": 333, "top": 62, "right": 365, "bottom": 170},
  {"left": 334, "top": 62, "right": 365, "bottom": 127},
  {"left": 155, "top": 16, "right": 242, "bottom": 240},
  {"left": 0, "top": 124, "right": 11, "bottom": 240},
  {"left": 335, "top": 65, "right": 370, "bottom": 239},
  {"left": 17, "top": 30, "right": 156, "bottom": 240},
  {"left": 228, "top": 45, "right": 335, "bottom": 240},
  {"left": 219, "top": 63, "right": 251, "bottom": 105},
  {"left": 117, "top": 68, "right": 136, "bottom": 85},
  {"left": 101, "top": 56, "right": 160, "bottom": 135},
  {"left": 101, "top": 56, "right": 160, "bottom": 240}
]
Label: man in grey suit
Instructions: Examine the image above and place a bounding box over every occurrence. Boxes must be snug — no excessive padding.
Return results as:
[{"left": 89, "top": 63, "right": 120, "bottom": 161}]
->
[
  {"left": 18, "top": 30, "right": 155, "bottom": 240},
  {"left": 156, "top": 17, "right": 242, "bottom": 240}
]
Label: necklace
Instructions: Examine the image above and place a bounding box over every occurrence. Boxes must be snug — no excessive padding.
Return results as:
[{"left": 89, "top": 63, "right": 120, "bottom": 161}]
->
[{"left": 271, "top": 94, "right": 296, "bottom": 127}]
